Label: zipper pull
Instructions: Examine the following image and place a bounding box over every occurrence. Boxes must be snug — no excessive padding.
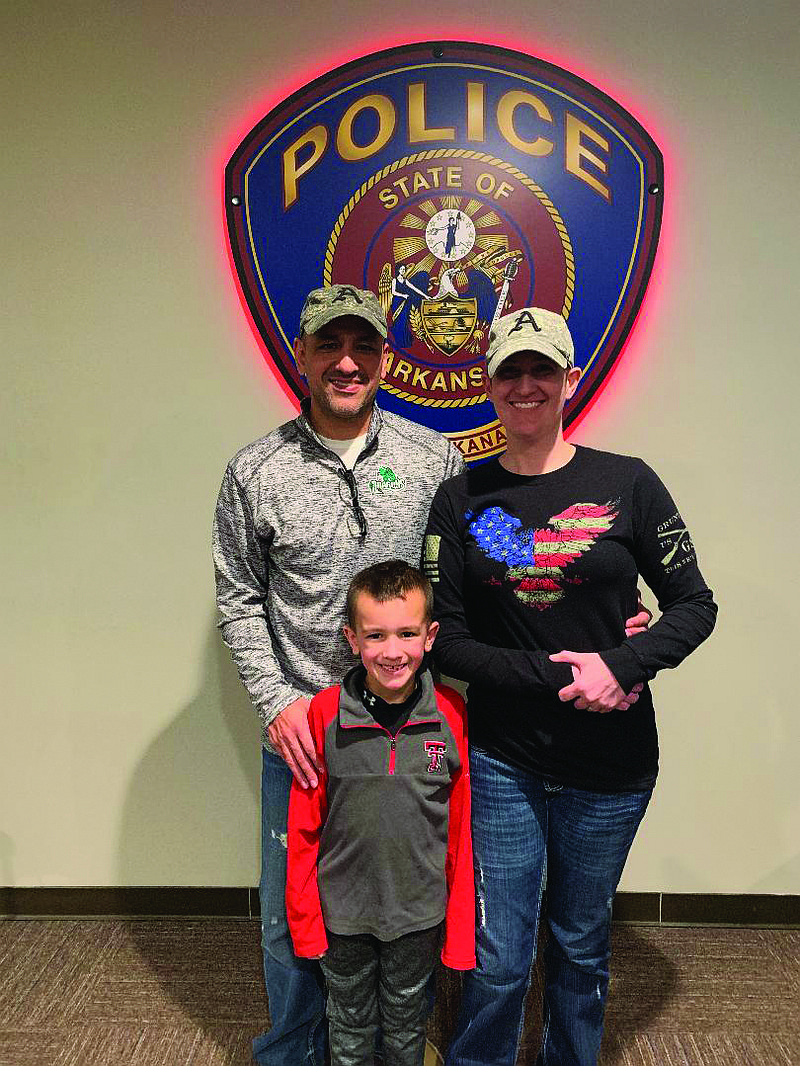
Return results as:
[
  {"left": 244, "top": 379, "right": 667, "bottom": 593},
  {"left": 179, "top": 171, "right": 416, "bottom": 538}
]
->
[{"left": 387, "top": 736, "right": 398, "bottom": 775}]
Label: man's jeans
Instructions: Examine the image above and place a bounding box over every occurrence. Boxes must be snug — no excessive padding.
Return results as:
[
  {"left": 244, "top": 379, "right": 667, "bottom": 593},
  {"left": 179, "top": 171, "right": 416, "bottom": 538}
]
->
[
  {"left": 446, "top": 750, "right": 652, "bottom": 1066},
  {"left": 252, "top": 748, "right": 327, "bottom": 1065}
]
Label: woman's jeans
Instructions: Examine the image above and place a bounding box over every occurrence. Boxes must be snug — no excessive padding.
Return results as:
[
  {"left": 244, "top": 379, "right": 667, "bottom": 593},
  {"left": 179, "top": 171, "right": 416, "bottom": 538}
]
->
[
  {"left": 252, "top": 748, "right": 327, "bottom": 1065},
  {"left": 446, "top": 750, "right": 652, "bottom": 1066}
]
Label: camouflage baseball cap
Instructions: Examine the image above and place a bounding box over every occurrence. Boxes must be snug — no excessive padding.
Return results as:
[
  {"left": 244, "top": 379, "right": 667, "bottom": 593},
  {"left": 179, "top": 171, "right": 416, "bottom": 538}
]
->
[
  {"left": 298, "top": 284, "right": 387, "bottom": 339},
  {"left": 485, "top": 307, "right": 575, "bottom": 377}
]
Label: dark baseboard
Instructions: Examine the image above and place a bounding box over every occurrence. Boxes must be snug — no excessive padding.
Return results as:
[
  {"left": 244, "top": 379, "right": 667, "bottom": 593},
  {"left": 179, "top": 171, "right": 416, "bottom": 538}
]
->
[
  {"left": 0, "top": 886, "right": 253, "bottom": 919},
  {"left": 659, "top": 893, "right": 800, "bottom": 925},
  {"left": 1, "top": 887, "right": 798, "bottom": 926},
  {"left": 610, "top": 892, "right": 660, "bottom": 922}
]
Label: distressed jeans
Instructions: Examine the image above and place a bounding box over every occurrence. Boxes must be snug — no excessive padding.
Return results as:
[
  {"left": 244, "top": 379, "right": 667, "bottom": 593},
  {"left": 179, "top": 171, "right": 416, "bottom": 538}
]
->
[
  {"left": 446, "top": 750, "right": 652, "bottom": 1066},
  {"left": 252, "top": 747, "right": 327, "bottom": 1065}
]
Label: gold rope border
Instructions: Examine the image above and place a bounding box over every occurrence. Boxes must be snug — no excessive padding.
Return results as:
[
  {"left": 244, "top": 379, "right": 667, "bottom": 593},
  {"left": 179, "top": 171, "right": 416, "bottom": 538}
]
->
[
  {"left": 380, "top": 388, "right": 487, "bottom": 408},
  {"left": 323, "top": 150, "right": 574, "bottom": 409}
]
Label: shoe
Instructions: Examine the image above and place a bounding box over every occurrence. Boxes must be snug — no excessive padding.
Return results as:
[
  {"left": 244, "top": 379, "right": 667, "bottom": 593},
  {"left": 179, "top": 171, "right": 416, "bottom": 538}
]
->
[{"left": 424, "top": 1039, "right": 444, "bottom": 1066}]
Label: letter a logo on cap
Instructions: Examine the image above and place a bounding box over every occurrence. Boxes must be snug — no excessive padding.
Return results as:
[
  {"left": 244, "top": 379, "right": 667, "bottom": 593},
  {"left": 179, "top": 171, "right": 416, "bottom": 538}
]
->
[
  {"left": 509, "top": 310, "right": 542, "bottom": 335},
  {"left": 332, "top": 286, "right": 363, "bottom": 304}
]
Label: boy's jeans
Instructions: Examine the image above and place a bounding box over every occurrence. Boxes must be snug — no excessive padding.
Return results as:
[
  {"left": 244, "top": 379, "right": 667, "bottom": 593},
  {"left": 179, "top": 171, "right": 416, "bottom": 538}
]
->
[
  {"left": 252, "top": 748, "right": 327, "bottom": 1065},
  {"left": 446, "top": 749, "right": 651, "bottom": 1066}
]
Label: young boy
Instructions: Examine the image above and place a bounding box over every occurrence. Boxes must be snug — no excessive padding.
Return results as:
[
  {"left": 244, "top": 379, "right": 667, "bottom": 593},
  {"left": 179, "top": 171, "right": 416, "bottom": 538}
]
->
[{"left": 286, "top": 560, "right": 475, "bottom": 1066}]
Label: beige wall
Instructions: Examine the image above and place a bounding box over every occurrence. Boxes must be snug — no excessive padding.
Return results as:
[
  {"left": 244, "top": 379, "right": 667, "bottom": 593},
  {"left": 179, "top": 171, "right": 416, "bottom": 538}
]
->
[{"left": 3, "top": 1, "right": 798, "bottom": 892}]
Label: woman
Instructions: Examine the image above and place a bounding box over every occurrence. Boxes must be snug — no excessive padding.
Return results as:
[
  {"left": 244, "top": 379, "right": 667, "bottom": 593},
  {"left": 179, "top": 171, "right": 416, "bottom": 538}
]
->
[{"left": 423, "top": 307, "right": 717, "bottom": 1066}]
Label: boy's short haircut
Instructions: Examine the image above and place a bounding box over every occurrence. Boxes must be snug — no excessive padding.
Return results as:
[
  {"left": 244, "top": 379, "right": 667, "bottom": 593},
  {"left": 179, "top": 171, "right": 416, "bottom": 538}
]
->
[{"left": 346, "top": 560, "right": 433, "bottom": 628}]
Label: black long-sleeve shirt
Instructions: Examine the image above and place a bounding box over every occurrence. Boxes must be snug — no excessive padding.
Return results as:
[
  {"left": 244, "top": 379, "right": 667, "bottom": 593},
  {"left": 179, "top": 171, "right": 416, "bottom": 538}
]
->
[{"left": 423, "top": 446, "right": 717, "bottom": 791}]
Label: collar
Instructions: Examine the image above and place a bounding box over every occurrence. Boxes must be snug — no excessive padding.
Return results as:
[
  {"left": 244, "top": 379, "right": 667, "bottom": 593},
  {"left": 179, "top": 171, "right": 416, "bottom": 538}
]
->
[
  {"left": 361, "top": 675, "right": 422, "bottom": 719},
  {"left": 338, "top": 665, "right": 440, "bottom": 729},
  {"left": 296, "top": 398, "right": 383, "bottom": 457}
]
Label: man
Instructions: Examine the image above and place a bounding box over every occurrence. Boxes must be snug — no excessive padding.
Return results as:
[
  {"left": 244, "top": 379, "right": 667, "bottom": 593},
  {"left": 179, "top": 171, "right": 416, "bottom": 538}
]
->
[{"left": 213, "top": 284, "right": 464, "bottom": 1065}]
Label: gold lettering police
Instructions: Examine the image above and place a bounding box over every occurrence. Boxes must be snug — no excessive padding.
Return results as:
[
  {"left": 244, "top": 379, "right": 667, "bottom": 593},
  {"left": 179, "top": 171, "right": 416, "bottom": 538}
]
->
[{"left": 282, "top": 81, "right": 611, "bottom": 209}]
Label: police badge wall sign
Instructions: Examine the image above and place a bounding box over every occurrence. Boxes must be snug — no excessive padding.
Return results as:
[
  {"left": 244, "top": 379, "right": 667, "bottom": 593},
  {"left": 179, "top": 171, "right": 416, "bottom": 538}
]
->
[{"left": 225, "top": 42, "right": 662, "bottom": 462}]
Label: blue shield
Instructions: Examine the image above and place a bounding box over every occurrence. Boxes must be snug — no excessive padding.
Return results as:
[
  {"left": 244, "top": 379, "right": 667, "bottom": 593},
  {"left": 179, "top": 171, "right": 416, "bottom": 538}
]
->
[{"left": 226, "top": 41, "right": 662, "bottom": 461}]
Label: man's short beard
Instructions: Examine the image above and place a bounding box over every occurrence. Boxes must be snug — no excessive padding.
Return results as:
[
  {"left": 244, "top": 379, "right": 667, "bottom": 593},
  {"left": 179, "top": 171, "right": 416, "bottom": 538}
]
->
[{"left": 313, "top": 380, "right": 380, "bottom": 424}]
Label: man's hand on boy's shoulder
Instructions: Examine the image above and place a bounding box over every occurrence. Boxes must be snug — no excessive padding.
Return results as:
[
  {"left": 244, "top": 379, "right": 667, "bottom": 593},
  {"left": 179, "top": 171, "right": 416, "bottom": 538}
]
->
[{"left": 268, "top": 697, "right": 320, "bottom": 789}]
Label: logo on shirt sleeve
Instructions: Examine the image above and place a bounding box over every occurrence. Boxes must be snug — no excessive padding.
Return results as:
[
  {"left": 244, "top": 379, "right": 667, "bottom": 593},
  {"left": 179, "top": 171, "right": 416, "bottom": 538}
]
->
[
  {"left": 657, "top": 512, "right": 696, "bottom": 572},
  {"left": 424, "top": 739, "right": 447, "bottom": 772},
  {"left": 422, "top": 534, "right": 441, "bottom": 583}
]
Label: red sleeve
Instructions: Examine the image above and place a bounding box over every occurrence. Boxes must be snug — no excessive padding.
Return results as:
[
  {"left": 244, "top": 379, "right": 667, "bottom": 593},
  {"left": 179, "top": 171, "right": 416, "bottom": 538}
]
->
[
  {"left": 437, "top": 685, "right": 476, "bottom": 970},
  {"left": 285, "top": 688, "right": 337, "bottom": 958}
]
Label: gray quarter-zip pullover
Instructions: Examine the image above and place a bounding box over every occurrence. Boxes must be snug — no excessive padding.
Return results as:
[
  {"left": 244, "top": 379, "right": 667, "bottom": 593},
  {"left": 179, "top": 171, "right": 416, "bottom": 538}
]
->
[{"left": 213, "top": 401, "right": 464, "bottom": 747}]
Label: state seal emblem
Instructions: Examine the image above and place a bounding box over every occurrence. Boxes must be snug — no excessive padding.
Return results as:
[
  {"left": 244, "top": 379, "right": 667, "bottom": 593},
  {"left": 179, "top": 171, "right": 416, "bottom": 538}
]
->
[{"left": 225, "top": 42, "right": 663, "bottom": 461}]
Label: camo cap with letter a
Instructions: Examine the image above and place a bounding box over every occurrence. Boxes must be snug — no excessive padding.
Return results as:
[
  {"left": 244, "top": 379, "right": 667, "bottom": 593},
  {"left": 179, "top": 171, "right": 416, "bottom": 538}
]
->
[
  {"left": 485, "top": 307, "right": 575, "bottom": 377},
  {"left": 298, "top": 284, "right": 387, "bottom": 339}
]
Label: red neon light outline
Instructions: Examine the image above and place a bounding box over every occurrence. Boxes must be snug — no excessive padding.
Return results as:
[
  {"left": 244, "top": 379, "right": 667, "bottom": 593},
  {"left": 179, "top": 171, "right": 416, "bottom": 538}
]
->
[{"left": 211, "top": 34, "right": 670, "bottom": 427}]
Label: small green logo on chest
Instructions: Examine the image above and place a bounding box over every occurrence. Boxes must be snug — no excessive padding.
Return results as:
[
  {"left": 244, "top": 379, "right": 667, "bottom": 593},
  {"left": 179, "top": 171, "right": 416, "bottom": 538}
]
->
[{"left": 369, "top": 466, "right": 407, "bottom": 493}]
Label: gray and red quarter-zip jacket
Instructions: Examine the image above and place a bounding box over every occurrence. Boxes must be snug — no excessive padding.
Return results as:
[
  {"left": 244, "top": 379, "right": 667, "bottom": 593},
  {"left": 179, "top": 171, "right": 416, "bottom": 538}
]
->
[{"left": 286, "top": 667, "right": 475, "bottom": 970}]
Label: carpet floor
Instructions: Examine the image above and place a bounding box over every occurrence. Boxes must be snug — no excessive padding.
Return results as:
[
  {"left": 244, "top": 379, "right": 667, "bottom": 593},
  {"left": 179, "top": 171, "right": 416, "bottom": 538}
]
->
[{"left": 0, "top": 920, "right": 796, "bottom": 1065}]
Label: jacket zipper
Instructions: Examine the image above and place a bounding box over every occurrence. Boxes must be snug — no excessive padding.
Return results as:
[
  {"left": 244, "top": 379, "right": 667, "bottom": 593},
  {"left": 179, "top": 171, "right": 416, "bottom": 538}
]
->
[
  {"left": 388, "top": 718, "right": 440, "bottom": 775},
  {"left": 339, "top": 718, "right": 441, "bottom": 776}
]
